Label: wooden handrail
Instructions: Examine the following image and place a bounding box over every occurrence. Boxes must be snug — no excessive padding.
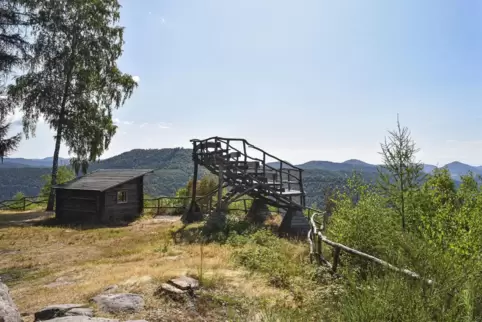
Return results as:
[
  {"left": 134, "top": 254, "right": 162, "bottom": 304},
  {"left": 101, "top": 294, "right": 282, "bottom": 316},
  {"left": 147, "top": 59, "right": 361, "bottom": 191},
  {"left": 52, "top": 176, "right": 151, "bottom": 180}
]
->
[
  {"left": 191, "top": 136, "right": 303, "bottom": 171},
  {"left": 308, "top": 213, "right": 433, "bottom": 284}
]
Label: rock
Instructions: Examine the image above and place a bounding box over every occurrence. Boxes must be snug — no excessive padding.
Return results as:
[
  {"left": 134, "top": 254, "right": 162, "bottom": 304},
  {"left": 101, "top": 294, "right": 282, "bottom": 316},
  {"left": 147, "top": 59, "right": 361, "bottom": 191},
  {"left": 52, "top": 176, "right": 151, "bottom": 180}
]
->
[
  {"left": 0, "top": 282, "right": 21, "bottom": 322},
  {"left": 246, "top": 199, "right": 270, "bottom": 224},
  {"left": 34, "top": 304, "right": 89, "bottom": 321},
  {"left": 64, "top": 308, "right": 93, "bottom": 317},
  {"left": 40, "top": 317, "right": 118, "bottom": 322},
  {"left": 168, "top": 276, "right": 199, "bottom": 291},
  {"left": 155, "top": 283, "right": 187, "bottom": 302},
  {"left": 158, "top": 283, "right": 187, "bottom": 295},
  {"left": 91, "top": 294, "right": 144, "bottom": 314}
]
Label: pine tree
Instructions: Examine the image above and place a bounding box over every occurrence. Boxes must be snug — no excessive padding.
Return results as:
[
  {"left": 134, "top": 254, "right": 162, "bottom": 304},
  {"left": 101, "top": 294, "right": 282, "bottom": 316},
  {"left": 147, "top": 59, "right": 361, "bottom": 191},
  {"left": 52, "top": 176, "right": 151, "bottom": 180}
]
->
[
  {"left": 0, "top": 115, "right": 21, "bottom": 162},
  {"left": 378, "top": 115, "right": 424, "bottom": 231}
]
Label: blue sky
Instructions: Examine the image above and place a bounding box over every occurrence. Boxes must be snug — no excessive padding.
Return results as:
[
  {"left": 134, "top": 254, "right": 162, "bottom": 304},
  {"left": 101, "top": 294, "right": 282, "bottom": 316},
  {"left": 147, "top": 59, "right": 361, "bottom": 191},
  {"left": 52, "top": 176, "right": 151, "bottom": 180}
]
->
[{"left": 9, "top": 0, "right": 482, "bottom": 165}]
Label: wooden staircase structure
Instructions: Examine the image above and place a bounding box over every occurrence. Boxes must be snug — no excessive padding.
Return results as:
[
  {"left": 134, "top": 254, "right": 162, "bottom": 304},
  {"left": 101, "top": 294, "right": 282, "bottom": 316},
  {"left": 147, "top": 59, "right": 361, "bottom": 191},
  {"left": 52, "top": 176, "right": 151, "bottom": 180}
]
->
[{"left": 183, "top": 137, "right": 310, "bottom": 234}]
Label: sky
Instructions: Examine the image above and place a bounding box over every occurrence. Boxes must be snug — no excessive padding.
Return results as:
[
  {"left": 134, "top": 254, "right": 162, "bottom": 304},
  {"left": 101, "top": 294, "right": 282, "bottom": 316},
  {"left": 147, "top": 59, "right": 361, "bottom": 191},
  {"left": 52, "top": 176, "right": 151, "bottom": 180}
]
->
[{"left": 7, "top": 0, "right": 482, "bottom": 166}]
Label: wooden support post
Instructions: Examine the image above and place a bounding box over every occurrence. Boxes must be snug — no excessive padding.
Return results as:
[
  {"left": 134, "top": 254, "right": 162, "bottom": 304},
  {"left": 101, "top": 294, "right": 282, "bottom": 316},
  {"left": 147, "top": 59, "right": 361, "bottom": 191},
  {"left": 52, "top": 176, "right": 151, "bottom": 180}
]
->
[
  {"left": 191, "top": 160, "right": 199, "bottom": 204},
  {"left": 217, "top": 161, "right": 224, "bottom": 212},
  {"left": 181, "top": 142, "right": 203, "bottom": 223},
  {"left": 23, "top": 197, "right": 26, "bottom": 211},
  {"left": 263, "top": 153, "right": 266, "bottom": 174},
  {"left": 243, "top": 141, "right": 247, "bottom": 163},
  {"left": 317, "top": 232, "right": 323, "bottom": 265}
]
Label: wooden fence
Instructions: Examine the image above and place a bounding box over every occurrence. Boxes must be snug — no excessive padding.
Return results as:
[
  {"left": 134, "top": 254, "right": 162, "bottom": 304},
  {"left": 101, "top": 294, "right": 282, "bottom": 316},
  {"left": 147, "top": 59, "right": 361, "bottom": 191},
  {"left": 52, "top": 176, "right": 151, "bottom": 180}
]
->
[
  {"left": 0, "top": 195, "right": 253, "bottom": 214},
  {"left": 0, "top": 196, "right": 49, "bottom": 211},
  {"left": 308, "top": 212, "right": 433, "bottom": 284},
  {"left": 143, "top": 195, "right": 254, "bottom": 215}
]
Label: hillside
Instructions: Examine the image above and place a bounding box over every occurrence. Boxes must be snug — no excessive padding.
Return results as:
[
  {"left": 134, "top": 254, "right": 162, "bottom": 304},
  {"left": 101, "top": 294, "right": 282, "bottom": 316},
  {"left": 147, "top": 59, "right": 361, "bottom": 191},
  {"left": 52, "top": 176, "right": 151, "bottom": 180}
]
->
[
  {"left": 0, "top": 149, "right": 478, "bottom": 207},
  {"left": 0, "top": 148, "right": 369, "bottom": 206}
]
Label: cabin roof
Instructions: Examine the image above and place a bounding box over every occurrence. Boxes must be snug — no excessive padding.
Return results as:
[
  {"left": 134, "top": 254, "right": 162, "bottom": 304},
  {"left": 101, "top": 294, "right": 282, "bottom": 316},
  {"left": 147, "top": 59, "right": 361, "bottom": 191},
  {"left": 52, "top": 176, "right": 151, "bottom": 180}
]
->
[{"left": 53, "top": 169, "right": 154, "bottom": 192}]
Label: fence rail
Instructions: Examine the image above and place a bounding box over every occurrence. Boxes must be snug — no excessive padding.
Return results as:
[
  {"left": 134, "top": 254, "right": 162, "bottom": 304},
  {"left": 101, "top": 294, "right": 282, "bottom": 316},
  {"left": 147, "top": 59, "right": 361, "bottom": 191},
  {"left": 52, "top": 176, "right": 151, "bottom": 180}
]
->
[
  {"left": 0, "top": 196, "right": 49, "bottom": 211},
  {"left": 143, "top": 195, "right": 255, "bottom": 215},
  {"left": 0, "top": 195, "right": 254, "bottom": 215},
  {"left": 0, "top": 194, "right": 318, "bottom": 219},
  {"left": 308, "top": 213, "right": 433, "bottom": 284}
]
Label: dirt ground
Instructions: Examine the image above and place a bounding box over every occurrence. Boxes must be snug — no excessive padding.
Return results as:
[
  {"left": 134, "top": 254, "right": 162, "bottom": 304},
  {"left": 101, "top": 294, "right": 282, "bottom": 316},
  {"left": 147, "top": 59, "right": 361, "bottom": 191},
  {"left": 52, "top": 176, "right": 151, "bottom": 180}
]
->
[
  {"left": 0, "top": 211, "right": 291, "bottom": 321},
  {"left": 0, "top": 210, "right": 54, "bottom": 227}
]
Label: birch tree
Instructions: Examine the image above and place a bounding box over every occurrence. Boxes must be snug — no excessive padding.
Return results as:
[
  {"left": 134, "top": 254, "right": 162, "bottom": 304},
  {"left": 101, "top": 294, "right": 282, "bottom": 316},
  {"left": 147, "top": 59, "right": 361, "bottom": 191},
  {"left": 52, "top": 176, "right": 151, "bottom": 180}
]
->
[{"left": 8, "top": 0, "right": 137, "bottom": 210}]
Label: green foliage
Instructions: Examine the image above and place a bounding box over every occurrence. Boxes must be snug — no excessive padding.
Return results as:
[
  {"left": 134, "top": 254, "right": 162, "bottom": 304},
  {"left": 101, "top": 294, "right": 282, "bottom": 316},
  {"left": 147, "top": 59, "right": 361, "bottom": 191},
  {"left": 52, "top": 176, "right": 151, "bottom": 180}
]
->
[
  {"left": 378, "top": 115, "right": 425, "bottom": 230},
  {"left": 232, "top": 229, "right": 313, "bottom": 289},
  {"left": 7, "top": 191, "right": 26, "bottom": 210},
  {"left": 39, "top": 166, "right": 75, "bottom": 198},
  {"left": 0, "top": 116, "right": 22, "bottom": 163},
  {"left": 7, "top": 0, "right": 136, "bottom": 210},
  {"left": 327, "top": 169, "right": 482, "bottom": 321}
]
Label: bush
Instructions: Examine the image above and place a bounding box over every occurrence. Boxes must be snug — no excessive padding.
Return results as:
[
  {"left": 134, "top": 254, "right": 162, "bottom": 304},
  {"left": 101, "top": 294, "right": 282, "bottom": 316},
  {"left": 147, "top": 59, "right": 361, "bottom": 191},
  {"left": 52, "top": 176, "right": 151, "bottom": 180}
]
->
[{"left": 324, "top": 172, "right": 482, "bottom": 321}]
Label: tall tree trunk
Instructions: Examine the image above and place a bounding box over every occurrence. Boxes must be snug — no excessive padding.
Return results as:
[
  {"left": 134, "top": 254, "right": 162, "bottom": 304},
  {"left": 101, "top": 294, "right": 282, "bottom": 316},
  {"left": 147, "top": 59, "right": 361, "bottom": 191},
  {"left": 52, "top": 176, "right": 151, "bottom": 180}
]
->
[
  {"left": 46, "top": 121, "right": 63, "bottom": 211},
  {"left": 46, "top": 63, "right": 74, "bottom": 211}
]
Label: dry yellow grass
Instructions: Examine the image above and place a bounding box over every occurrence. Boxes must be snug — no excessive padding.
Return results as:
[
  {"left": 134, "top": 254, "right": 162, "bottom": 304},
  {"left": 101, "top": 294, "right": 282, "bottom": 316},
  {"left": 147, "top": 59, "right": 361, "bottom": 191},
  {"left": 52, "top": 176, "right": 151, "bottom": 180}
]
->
[{"left": 0, "top": 212, "right": 293, "bottom": 321}]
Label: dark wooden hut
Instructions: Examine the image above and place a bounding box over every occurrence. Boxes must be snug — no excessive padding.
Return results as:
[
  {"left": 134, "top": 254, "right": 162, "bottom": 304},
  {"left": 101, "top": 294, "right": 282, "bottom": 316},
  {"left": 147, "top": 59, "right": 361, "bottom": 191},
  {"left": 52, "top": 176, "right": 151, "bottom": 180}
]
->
[{"left": 53, "top": 169, "right": 153, "bottom": 224}]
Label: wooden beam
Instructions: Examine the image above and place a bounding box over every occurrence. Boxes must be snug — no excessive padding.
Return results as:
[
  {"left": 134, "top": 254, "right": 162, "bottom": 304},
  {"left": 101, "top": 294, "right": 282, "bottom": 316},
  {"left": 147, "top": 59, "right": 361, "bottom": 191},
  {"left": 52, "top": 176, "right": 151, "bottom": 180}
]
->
[{"left": 309, "top": 213, "right": 433, "bottom": 284}]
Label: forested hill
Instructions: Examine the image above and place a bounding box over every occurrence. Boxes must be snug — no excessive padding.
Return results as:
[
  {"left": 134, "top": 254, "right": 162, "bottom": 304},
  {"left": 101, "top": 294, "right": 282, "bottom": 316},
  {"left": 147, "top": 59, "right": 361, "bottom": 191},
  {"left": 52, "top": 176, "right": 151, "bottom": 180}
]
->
[
  {"left": 0, "top": 148, "right": 380, "bottom": 206},
  {"left": 1, "top": 148, "right": 474, "bottom": 207}
]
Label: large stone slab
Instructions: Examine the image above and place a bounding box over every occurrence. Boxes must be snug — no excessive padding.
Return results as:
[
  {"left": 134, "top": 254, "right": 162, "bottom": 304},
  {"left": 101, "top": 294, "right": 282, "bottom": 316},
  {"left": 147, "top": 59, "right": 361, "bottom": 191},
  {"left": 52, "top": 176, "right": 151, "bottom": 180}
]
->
[
  {"left": 246, "top": 199, "right": 270, "bottom": 224},
  {"left": 278, "top": 208, "right": 310, "bottom": 236},
  {"left": 91, "top": 294, "right": 144, "bottom": 314},
  {"left": 0, "top": 282, "right": 21, "bottom": 322},
  {"left": 34, "top": 304, "right": 89, "bottom": 321}
]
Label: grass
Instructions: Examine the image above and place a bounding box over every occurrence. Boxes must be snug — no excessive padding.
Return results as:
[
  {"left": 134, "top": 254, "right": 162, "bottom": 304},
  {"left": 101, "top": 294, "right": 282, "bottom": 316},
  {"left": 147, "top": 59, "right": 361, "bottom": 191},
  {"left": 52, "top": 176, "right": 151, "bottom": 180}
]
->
[{"left": 0, "top": 210, "right": 327, "bottom": 322}]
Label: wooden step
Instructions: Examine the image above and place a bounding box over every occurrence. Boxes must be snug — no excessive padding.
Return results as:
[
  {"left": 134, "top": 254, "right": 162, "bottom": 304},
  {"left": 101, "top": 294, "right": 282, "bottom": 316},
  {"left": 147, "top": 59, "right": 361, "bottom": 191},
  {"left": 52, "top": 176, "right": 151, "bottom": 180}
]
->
[
  {"left": 201, "top": 149, "right": 228, "bottom": 156},
  {"left": 225, "top": 161, "right": 259, "bottom": 170}
]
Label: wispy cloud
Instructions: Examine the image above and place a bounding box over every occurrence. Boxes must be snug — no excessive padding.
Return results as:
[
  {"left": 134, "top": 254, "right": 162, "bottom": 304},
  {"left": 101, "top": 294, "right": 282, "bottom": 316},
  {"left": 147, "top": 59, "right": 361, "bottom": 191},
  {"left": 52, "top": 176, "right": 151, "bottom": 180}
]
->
[
  {"left": 113, "top": 119, "right": 172, "bottom": 129},
  {"left": 160, "top": 17, "right": 166, "bottom": 24},
  {"left": 132, "top": 75, "right": 140, "bottom": 83},
  {"left": 113, "top": 118, "right": 134, "bottom": 125},
  {"left": 158, "top": 122, "right": 171, "bottom": 129}
]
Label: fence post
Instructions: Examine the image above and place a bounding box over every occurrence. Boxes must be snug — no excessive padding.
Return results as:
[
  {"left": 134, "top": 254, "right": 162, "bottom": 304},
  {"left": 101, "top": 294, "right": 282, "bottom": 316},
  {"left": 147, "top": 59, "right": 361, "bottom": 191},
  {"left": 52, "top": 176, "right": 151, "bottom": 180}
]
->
[
  {"left": 23, "top": 197, "right": 26, "bottom": 211},
  {"left": 157, "top": 198, "right": 160, "bottom": 215}
]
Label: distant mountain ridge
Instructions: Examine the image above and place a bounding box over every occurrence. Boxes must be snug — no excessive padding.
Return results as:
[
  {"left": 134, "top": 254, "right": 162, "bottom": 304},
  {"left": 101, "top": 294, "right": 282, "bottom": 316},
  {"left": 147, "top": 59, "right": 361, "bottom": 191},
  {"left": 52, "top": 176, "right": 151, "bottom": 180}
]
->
[
  {"left": 0, "top": 150, "right": 480, "bottom": 204},
  {"left": 1, "top": 157, "right": 70, "bottom": 168},
  {"left": 3, "top": 155, "right": 481, "bottom": 178}
]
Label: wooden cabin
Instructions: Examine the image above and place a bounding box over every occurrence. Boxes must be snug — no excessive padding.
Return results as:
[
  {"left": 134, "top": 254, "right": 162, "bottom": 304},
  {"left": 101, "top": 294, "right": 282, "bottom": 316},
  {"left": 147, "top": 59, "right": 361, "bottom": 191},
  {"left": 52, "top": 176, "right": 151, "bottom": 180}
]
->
[{"left": 53, "top": 169, "right": 153, "bottom": 224}]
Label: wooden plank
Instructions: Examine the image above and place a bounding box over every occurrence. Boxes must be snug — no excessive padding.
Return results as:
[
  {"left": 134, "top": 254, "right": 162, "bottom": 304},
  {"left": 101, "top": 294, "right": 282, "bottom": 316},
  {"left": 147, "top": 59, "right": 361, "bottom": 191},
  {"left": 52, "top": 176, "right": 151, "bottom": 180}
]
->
[
  {"left": 201, "top": 149, "right": 229, "bottom": 156},
  {"left": 225, "top": 161, "right": 259, "bottom": 170}
]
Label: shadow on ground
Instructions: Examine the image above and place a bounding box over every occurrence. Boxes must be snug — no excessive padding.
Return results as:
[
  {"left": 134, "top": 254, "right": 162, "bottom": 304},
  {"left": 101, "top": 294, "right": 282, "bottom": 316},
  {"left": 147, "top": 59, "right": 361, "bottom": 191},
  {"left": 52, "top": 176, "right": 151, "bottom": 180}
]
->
[{"left": 0, "top": 211, "right": 54, "bottom": 228}]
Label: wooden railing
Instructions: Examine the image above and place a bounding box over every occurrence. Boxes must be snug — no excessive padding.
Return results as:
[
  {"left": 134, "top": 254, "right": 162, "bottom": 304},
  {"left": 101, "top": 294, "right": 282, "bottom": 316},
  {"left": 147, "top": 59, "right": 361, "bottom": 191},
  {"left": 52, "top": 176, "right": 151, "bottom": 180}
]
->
[
  {"left": 143, "top": 195, "right": 254, "bottom": 216},
  {"left": 0, "top": 196, "right": 49, "bottom": 211},
  {"left": 308, "top": 212, "right": 433, "bottom": 284},
  {"left": 191, "top": 136, "right": 305, "bottom": 208}
]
